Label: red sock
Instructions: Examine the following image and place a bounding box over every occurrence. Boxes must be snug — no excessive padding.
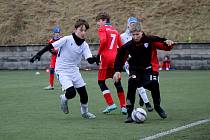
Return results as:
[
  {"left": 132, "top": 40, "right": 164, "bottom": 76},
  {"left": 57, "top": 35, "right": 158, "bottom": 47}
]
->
[
  {"left": 49, "top": 74, "right": 54, "bottom": 87},
  {"left": 103, "top": 92, "right": 114, "bottom": 106},
  {"left": 117, "top": 92, "right": 126, "bottom": 108}
]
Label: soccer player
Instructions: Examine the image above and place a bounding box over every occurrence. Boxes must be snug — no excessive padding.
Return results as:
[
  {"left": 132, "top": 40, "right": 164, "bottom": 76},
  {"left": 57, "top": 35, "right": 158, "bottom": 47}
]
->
[
  {"left": 121, "top": 17, "right": 153, "bottom": 112},
  {"left": 43, "top": 26, "right": 62, "bottom": 90},
  {"left": 113, "top": 22, "right": 174, "bottom": 123},
  {"left": 30, "top": 19, "right": 98, "bottom": 119},
  {"left": 95, "top": 12, "right": 127, "bottom": 114}
]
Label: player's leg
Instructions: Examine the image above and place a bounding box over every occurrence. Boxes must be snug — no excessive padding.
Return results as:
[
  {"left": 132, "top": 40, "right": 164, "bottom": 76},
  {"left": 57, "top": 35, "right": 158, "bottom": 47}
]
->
[
  {"left": 125, "top": 76, "right": 138, "bottom": 123},
  {"left": 144, "top": 72, "right": 167, "bottom": 118},
  {"left": 137, "top": 87, "right": 153, "bottom": 112},
  {"left": 49, "top": 68, "right": 55, "bottom": 88},
  {"left": 98, "top": 80, "right": 117, "bottom": 113},
  {"left": 44, "top": 56, "right": 56, "bottom": 90},
  {"left": 60, "top": 86, "right": 76, "bottom": 114},
  {"left": 98, "top": 69, "right": 117, "bottom": 113},
  {"left": 57, "top": 73, "right": 75, "bottom": 114},
  {"left": 114, "top": 81, "right": 127, "bottom": 115},
  {"left": 76, "top": 86, "right": 96, "bottom": 119}
]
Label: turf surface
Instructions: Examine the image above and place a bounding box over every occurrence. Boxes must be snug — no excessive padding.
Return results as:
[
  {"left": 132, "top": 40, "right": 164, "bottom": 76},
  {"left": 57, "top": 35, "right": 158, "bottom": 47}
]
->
[{"left": 0, "top": 70, "right": 210, "bottom": 140}]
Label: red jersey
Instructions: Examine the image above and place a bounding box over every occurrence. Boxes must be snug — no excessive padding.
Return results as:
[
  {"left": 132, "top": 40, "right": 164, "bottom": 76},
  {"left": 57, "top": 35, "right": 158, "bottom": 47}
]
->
[{"left": 98, "top": 23, "right": 123, "bottom": 69}]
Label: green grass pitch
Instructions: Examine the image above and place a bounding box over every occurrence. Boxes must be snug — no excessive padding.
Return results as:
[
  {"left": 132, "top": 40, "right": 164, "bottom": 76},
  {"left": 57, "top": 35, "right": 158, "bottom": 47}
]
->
[{"left": 0, "top": 70, "right": 210, "bottom": 140}]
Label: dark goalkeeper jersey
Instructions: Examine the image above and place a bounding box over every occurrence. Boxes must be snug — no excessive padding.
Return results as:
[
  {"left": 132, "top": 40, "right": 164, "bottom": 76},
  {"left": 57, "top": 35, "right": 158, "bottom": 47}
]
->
[{"left": 114, "top": 34, "right": 173, "bottom": 73}]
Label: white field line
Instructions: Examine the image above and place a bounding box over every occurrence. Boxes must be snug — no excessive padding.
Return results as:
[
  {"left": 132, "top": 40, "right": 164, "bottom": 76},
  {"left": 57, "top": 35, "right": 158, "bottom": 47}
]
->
[{"left": 140, "top": 117, "right": 210, "bottom": 140}]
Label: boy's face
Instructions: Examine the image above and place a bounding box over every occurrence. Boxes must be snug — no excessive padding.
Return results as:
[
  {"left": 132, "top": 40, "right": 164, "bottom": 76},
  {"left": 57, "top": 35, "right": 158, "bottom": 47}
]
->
[
  {"left": 128, "top": 22, "right": 136, "bottom": 31},
  {"left": 75, "top": 25, "right": 87, "bottom": 39},
  {"left": 131, "top": 31, "right": 143, "bottom": 42},
  {"left": 96, "top": 19, "right": 106, "bottom": 27}
]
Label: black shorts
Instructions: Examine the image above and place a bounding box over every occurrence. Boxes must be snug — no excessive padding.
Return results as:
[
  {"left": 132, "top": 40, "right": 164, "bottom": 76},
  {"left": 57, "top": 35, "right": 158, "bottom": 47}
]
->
[{"left": 129, "top": 67, "right": 159, "bottom": 88}]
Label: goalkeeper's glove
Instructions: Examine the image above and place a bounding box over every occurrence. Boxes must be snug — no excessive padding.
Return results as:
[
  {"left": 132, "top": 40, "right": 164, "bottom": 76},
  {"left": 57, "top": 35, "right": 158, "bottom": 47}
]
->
[{"left": 30, "top": 54, "right": 41, "bottom": 63}]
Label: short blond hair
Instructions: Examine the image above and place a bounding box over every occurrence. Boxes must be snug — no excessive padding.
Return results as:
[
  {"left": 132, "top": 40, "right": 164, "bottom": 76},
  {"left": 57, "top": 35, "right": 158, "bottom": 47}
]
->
[{"left": 130, "top": 22, "right": 142, "bottom": 32}]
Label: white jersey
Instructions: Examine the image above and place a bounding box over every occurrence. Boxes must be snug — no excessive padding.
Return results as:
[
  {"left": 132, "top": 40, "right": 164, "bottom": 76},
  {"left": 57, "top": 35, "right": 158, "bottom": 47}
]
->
[
  {"left": 121, "top": 30, "right": 132, "bottom": 75},
  {"left": 120, "top": 30, "right": 132, "bottom": 45},
  {"left": 52, "top": 35, "right": 92, "bottom": 73},
  {"left": 52, "top": 34, "right": 92, "bottom": 90}
]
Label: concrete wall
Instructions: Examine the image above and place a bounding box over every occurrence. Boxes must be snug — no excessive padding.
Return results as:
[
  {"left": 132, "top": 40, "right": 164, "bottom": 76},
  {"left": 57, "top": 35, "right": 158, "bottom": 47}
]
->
[
  {"left": 157, "top": 43, "right": 210, "bottom": 70},
  {"left": 0, "top": 43, "right": 210, "bottom": 70}
]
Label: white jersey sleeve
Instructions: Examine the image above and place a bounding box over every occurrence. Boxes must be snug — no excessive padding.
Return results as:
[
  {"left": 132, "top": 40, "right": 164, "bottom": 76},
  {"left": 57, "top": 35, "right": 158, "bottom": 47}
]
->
[
  {"left": 51, "top": 36, "right": 67, "bottom": 49},
  {"left": 82, "top": 42, "right": 92, "bottom": 59}
]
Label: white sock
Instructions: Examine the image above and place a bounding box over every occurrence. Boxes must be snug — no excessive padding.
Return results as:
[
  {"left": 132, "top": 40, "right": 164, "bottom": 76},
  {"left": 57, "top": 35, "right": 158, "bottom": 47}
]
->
[
  {"left": 137, "top": 87, "right": 149, "bottom": 103},
  {"left": 62, "top": 94, "right": 68, "bottom": 101},
  {"left": 80, "top": 103, "right": 88, "bottom": 114}
]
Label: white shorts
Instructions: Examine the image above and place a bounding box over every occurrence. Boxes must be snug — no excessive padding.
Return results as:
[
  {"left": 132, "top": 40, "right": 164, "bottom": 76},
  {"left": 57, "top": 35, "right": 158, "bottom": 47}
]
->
[{"left": 56, "top": 70, "right": 86, "bottom": 91}]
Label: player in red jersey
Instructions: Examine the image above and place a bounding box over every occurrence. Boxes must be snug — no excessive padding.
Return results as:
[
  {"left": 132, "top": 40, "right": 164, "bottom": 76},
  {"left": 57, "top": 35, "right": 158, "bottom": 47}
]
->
[
  {"left": 43, "top": 26, "right": 62, "bottom": 90},
  {"left": 95, "top": 12, "right": 127, "bottom": 114}
]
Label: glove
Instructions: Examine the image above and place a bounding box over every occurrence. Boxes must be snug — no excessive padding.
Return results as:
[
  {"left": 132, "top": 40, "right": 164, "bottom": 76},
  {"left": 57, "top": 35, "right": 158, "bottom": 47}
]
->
[
  {"left": 96, "top": 54, "right": 100, "bottom": 65},
  {"left": 113, "top": 72, "right": 121, "bottom": 83},
  {"left": 30, "top": 54, "right": 41, "bottom": 63}
]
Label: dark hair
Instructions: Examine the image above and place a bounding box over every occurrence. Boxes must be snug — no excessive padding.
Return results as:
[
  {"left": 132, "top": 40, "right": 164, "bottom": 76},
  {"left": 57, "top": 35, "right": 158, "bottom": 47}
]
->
[
  {"left": 96, "top": 11, "right": 110, "bottom": 23},
  {"left": 74, "top": 19, "right": 89, "bottom": 30}
]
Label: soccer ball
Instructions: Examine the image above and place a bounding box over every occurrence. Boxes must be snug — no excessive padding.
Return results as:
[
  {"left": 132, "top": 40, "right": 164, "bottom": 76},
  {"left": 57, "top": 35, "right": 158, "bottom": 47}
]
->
[{"left": 131, "top": 108, "right": 147, "bottom": 123}]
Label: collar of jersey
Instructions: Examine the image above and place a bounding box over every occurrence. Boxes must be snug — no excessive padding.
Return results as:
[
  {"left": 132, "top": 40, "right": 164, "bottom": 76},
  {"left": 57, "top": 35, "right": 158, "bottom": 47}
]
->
[
  {"left": 72, "top": 33, "right": 85, "bottom": 46},
  {"left": 105, "top": 23, "right": 112, "bottom": 26}
]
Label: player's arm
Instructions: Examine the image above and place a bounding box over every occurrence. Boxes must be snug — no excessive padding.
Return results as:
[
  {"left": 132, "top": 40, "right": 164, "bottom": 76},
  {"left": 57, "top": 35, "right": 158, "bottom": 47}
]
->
[
  {"left": 97, "top": 28, "right": 107, "bottom": 55},
  {"left": 114, "top": 45, "right": 129, "bottom": 72},
  {"left": 152, "top": 40, "right": 174, "bottom": 51},
  {"left": 30, "top": 44, "right": 53, "bottom": 63},
  {"left": 117, "top": 33, "right": 123, "bottom": 48},
  {"left": 113, "top": 45, "right": 129, "bottom": 82}
]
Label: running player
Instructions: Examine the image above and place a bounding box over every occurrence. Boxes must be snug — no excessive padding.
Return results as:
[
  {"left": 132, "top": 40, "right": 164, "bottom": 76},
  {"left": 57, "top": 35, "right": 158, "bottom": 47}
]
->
[
  {"left": 121, "top": 17, "right": 153, "bottom": 112},
  {"left": 30, "top": 19, "right": 98, "bottom": 119},
  {"left": 95, "top": 12, "right": 127, "bottom": 114},
  {"left": 114, "top": 22, "right": 174, "bottom": 123}
]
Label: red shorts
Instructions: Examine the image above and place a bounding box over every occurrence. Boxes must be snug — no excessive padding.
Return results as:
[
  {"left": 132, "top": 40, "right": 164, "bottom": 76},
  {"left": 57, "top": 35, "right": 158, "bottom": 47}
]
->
[{"left": 98, "top": 68, "right": 115, "bottom": 81}]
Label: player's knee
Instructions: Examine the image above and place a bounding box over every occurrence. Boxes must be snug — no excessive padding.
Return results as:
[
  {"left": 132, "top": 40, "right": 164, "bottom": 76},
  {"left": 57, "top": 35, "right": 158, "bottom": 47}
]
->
[
  {"left": 76, "top": 86, "right": 88, "bottom": 104},
  {"left": 65, "top": 87, "right": 76, "bottom": 99},
  {"left": 98, "top": 80, "right": 108, "bottom": 91},
  {"left": 114, "top": 81, "right": 124, "bottom": 92},
  {"left": 50, "top": 68, "right": 55, "bottom": 74}
]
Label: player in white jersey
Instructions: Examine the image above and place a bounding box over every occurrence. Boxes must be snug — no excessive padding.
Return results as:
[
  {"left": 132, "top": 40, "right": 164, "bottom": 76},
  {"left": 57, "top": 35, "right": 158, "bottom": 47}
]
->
[
  {"left": 30, "top": 19, "right": 99, "bottom": 119},
  {"left": 120, "top": 17, "right": 153, "bottom": 112}
]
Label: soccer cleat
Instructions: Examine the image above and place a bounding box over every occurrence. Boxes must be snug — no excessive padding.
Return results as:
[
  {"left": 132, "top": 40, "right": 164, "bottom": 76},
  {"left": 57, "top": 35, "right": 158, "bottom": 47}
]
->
[
  {"left": 121, "top": 107, "right": 127, "bottom": 115},
  {"left": 43, "top": 85, "right": 54, "bottom": 90},
  {"left": 124, "top": 116, "right": 134, "bottom": 123},
  {"left": 82, "top": 112, "right": 96, "bottom": 119},
  {"left": 155, "top": 106, "right": 167, "bottom": 119},
  {"left": 139, "top": 97, "right": 144, "bottom": 107},
  {"left": 102, "top": 104, "right": 117, "bottom": 114},
  {"left": 145, "top": 102, "right": 153, "bottom": 112},
  {"left": 59, "top": 95, "right": 69, "bottom": 114}
]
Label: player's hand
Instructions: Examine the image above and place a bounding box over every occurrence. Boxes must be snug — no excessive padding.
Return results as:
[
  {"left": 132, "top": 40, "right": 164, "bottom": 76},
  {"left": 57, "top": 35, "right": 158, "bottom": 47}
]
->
[
  {"left": 96, "top": 54, "right": 100, "bottom": 65},
  {"left": 30, "top": 54, "right": 41, "bottom": 63},
  {"left": 113, "top": 72, "right": 121, "bottom": 83},
  {"left": 164, "top": 40, "right": 174, "bottom": 46}
]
